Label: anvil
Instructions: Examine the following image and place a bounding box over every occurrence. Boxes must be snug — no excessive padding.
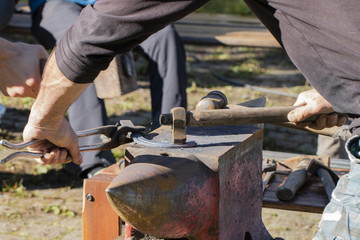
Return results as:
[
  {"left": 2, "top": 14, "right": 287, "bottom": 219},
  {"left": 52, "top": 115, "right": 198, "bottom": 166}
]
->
[{"left": 106, "top": 122, "right": 273, "bottom": 240}]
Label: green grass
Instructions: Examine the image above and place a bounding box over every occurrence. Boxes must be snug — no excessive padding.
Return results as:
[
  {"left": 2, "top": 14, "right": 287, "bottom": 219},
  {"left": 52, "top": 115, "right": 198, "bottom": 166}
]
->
[{"left": 44, "top": 205, "right": 76, "bottom": 217}]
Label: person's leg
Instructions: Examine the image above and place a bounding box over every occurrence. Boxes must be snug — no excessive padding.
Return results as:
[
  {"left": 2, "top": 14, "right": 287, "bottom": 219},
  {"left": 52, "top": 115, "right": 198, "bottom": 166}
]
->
[
  {"left": 0, "top": 0, "right": 15, "bottom": 31},
  {"left": 317, "top": 122, "right": 350, "bottom": 160},
  {"left": 31, "top": 0, "right": 115, "bottom": 177},
  {"left": 138, "top": 25, "right": 187, "bottom": 129},
  {"left": 31, "top": 0, "right": 82, "bottom": 49}
]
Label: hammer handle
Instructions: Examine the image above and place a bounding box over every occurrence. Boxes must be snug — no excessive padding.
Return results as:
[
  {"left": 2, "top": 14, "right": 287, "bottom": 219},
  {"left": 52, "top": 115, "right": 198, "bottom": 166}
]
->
[
  {"left": 276, "top": 169, "right": 308, "bottom": 201},
  {"left": 160, "top": 106, "right": 324, "bottom": 127},
  {"left": 317, "top": 167, "right": 336, "bottom": 200},
  {"left": 262, "top": 171, "right": 276, "bottom": 192}
]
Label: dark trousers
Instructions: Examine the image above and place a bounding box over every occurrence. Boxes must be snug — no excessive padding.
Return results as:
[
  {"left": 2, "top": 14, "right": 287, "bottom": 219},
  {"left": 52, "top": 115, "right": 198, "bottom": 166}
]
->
[
  {"left": 32, "top": 0, "right": 187, "bottom": 175},
  {"left": 138, "top": 24, "right": 187, "bottom": 129}
]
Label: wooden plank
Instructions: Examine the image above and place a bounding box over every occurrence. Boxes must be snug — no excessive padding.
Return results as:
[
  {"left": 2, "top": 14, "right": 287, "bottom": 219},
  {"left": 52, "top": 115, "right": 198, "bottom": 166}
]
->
[{"left": 83, "top": 164, "right": 122, "bottom": 240}]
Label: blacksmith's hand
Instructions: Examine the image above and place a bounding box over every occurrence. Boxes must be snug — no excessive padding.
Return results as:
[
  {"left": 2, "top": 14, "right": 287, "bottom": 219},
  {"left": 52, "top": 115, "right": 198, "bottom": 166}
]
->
[
  {"left": 287, "top": 89, "right": 346, "bottom": 130},
  {"left": 22, "top": 50, "right": 88, "bottom": 165},
  {"left": 0, "top": 38, "right": 48, "bottom": 98},
  {"left": 23, "top": 117, "right": 82, "bottom": 165}
]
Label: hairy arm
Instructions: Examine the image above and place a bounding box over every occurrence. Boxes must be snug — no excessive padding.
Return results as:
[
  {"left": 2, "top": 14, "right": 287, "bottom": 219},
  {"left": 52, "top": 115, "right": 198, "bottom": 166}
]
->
[{"left": 23, "top": 51, "right": 88, "bottom": 165}]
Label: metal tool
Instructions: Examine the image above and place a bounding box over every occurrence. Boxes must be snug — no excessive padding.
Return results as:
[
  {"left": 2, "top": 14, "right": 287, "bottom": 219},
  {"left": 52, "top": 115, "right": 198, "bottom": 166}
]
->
[
  {"left": 104, "top": 92, "right": 283, "bottom": 239},
  {"left": 276, "top": 156, "right": 339, "bottom": 201},
  {"left": 276, "top": 157, "right": 310, "bottom": 201},
  {"left": 262, "top": 159, "right": 277, "bottom": 192},
  {"left": 0, "top": 120, "right": 146, "bottom": 164},
  {"left": 106, "top": 123, "right": 273, "bottom": 240},
  {"left": 307, "top": 159, "right": 339, "bottom": 200},
  {"left": 194, "top": 90, "right": 228, "bottom": 111}
]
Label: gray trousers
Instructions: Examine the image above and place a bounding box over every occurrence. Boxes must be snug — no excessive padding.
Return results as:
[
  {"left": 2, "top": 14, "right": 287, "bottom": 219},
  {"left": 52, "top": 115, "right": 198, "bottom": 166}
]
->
[
  {"left": 317, "top": 135, "right": 347, "bottom": 159},
  {"left": 0, "top": 0, "right": 14, "bottom": 31},
  {"left": 31, "top": 0, "right": 187, "bottom": 175}
]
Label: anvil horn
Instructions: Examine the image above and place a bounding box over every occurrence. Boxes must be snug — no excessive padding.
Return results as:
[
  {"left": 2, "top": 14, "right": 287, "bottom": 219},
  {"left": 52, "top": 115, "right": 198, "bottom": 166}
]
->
[{"left": 106, "top": 154, "right": 219, "bottom": 239}]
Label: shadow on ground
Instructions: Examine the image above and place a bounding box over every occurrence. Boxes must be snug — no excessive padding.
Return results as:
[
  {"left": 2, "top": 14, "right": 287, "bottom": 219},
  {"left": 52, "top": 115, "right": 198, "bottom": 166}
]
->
[{"left": 0, "top": 169, "right": 83, "bottom": 191}]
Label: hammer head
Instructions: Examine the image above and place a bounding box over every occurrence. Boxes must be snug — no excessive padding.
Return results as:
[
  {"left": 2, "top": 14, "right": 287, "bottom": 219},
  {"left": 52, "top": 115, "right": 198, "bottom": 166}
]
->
[
  {"left": 262, "top": 159, "right": 276, "bottom": 173},
  {"left": 306, "top": 159, "right": 339, "bottom": 183}
]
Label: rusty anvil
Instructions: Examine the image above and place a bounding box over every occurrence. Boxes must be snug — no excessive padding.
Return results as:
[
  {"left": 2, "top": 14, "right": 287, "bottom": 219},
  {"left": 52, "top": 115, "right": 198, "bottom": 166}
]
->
[
  {"left": 106, "top": 121, "right": 272, "bottom": 239},
  {"left": 104, "top": 91, "right": 346, "bottom": 240}
]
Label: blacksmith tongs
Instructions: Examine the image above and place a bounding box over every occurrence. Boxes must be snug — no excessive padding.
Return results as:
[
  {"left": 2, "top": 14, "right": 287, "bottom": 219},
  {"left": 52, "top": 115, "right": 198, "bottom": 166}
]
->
[{"left": 0, "top": 120, "right": 146, "bottom": 164}]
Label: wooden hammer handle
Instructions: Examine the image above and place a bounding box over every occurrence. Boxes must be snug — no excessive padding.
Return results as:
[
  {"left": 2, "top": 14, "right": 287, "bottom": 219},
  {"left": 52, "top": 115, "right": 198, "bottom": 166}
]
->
[
  {"left": 276, "top": 169, "right": 308, "bottom": 201},
  {"left": 317, "top": 167, "right": 336, "bottom": 200},
  {"left": 160, "top": 106, "right": 330, "bottom": 127}
]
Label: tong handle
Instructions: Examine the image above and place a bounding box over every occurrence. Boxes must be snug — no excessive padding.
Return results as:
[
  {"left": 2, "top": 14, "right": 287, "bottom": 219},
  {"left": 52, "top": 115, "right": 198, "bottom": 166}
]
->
[
  {"left": 0, "top": 151, "right": 43, "bottom": 165},
  {"left": 0, "top": 125, "right": 115, "bottom": 164},
  {"left": 0, "top": 121, "right": 146, "bottom": 164},
  {"left": 0, "top": 139, "right": 42, "bottom": 149}
]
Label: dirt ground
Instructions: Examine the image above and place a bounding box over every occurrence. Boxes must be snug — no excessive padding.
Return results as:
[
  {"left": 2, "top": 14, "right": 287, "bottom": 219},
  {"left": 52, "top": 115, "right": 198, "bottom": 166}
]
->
[{"left": 0, "top": 44, "right": 324, "bottom": 240}]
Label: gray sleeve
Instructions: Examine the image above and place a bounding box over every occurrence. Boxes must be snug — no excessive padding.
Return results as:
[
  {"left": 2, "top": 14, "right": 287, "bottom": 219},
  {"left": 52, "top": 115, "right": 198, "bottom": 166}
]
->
[{"left": 55, "top": 0, "right": 209, "bottom": 83}]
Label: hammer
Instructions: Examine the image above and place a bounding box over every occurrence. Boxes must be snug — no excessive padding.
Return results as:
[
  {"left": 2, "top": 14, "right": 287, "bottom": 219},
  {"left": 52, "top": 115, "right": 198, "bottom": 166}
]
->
[
  {"left": 276, "top": 157, "right": 339, "bottom": 201},
  {"left": 262, "top": 159, "right": 277, "bottom": 192},
  {"left": 276, "top": 157, "right": 310, "bottom": 201},
  {"left": 306, "top": 159, "right": 339, "bottom": 200}
]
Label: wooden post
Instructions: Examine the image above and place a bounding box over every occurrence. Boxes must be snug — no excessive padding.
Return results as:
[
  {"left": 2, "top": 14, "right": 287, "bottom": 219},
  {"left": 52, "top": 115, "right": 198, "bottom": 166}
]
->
[{"left": 83, "top": 164, "right": 122, "bottom": 240}]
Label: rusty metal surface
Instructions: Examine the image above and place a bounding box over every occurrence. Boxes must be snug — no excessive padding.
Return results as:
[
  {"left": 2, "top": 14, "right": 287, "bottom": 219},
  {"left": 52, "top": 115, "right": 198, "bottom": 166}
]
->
[
  {"left": 217, "top": 128, "right": 272, "bottom": 240},
  {"left": 106, "top": 154, "right": 219, "bottom": 239}
]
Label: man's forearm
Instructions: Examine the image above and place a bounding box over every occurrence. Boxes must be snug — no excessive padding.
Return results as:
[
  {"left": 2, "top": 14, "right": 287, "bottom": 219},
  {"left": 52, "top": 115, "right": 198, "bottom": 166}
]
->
[
  {"left": 22, "top": 50, "right": 85, "bottom": 165},
  {"left": 29, "top": 50, "right": 89, "bottom": 129}
]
